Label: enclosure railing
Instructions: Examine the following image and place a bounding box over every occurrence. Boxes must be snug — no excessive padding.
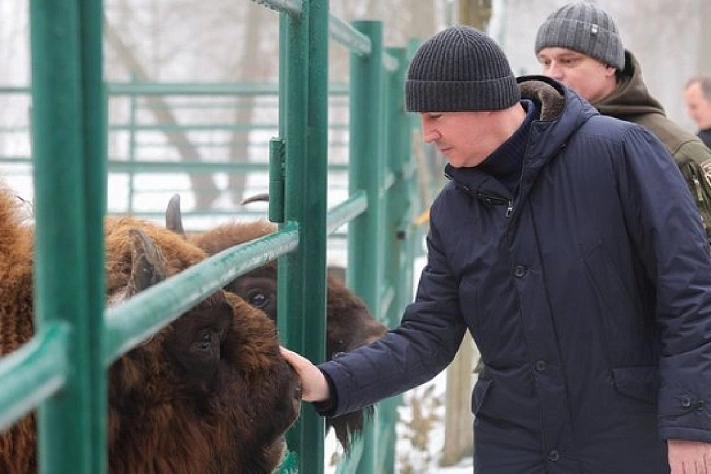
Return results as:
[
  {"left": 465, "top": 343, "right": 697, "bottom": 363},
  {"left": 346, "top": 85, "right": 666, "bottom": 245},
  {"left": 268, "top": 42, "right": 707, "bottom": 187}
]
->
[{"left": 0, "top": 1, "right": 419, "bottom": 474}]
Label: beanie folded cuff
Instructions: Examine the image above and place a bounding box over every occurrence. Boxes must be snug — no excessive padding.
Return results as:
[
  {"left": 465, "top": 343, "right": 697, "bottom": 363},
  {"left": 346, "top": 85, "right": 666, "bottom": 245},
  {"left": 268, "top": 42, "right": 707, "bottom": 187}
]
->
[{"left": 406, "top": 76, "right": 521, "bottom": 112}]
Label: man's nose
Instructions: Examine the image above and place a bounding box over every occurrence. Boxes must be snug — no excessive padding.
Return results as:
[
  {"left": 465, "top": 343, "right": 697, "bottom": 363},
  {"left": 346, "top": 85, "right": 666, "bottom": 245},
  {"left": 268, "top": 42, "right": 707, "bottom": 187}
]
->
[
  {"left": 421, "top": 124, "right": 440, "bottom": 143},
  {"left": 545, "top": 63, "right": 563, "bottom": 80}
]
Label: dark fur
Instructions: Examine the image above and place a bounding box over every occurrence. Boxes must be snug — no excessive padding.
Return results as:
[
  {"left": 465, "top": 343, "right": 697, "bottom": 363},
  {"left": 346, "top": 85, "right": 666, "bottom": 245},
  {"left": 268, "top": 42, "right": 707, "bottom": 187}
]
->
[
  {"left": 178, "top": 215, "right": 388, "bottom": 451},
  {"left": 0, "top": 186, "right": 301, "bottom": 474}
]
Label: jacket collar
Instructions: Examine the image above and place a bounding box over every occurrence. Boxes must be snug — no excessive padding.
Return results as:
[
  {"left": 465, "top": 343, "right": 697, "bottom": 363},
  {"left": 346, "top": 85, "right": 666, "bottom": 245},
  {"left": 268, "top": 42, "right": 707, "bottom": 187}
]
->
[
  {"left": 446, "top": 77, "right": 595, "bottom": 201},
  {"left": 594, "top": 50, "right": 665, "bottom": 119}
]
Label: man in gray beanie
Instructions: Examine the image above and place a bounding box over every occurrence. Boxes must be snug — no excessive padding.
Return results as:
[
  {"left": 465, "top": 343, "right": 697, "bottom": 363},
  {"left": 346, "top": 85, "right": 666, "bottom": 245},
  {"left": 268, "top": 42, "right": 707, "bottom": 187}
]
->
[
  {"left": 282, "top": 25, "right": 711, "bottom": 474},
  {"left": 536, "top": 1, "right": 711, "bottom": 244}
]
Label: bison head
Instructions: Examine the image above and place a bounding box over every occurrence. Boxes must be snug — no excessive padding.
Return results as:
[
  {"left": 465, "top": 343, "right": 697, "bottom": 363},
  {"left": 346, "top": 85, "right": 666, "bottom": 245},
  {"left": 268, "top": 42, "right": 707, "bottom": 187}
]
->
[{"left": 165, "top": 195, "right": 387, "bottom": 451}]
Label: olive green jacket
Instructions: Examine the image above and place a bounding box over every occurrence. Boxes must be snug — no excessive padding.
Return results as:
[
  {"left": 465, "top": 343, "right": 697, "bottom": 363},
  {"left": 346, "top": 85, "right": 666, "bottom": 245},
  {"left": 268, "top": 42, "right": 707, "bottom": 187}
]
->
[{"left": 595, "top": 50, "right": 711, "bottom": 239}]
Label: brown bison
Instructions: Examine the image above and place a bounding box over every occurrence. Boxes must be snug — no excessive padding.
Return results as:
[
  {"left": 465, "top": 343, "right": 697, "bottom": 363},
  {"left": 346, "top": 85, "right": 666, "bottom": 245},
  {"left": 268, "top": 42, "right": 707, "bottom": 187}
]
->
[
  {"left": 0, "top": 183, "right": 301, "bottom": 474},
  {"left": 166, "top": 194, "right": 387, "bottom": 450}
]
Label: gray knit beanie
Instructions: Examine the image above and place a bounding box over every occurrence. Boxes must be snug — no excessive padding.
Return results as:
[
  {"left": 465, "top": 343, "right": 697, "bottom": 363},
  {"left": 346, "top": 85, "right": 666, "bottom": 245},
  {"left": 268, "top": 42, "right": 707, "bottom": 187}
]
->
[
  {"left": 535, "top": 2, "right": 625, "bottom": 70},
  {"left": 405, "top": 25, "right": 520, "bottom": 113}
]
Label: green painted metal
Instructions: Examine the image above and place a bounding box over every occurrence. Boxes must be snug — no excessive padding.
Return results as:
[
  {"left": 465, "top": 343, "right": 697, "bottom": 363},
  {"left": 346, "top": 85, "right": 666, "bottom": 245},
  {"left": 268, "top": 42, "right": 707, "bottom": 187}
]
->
[
  {"left": 348, "top": 20, "right": 385, "bottom": 338},
  {"left": 269, "top": 137, "right": 286, "bottom": 222},
  {"left": 326, "top": 190, "right": 367, "bottom": 234},
  {"left": 277, "top": 0, "right": 329, "bottom": 471},
  {"left": 346, "top": 21, "right": 387, "bottom": 474},
  {"left": 29, "top": 0, "right": 108, "bottom": 473},
  {"left": 0, "top": 2, "right": 419, "bottom": 474},
  {"left": 0, "top": 323, "right": 69, "bottom": 431}
]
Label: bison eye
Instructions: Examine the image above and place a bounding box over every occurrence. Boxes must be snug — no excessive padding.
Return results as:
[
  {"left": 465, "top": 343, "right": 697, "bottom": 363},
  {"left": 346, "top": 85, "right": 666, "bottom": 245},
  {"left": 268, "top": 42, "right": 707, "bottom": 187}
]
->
[
  {"left": 192, "top": 331, "right": 217, "bottom": 354},
  {"left": 247, "top": 290, "right": 269, "bottom": 309}
]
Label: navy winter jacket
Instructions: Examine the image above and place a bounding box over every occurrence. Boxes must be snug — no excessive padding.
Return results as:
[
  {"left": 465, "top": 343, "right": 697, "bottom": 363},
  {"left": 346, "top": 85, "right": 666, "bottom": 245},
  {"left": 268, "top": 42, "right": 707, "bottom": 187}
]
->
[{"left": 318, "top": 77, "right": 711, "bottom": 473}]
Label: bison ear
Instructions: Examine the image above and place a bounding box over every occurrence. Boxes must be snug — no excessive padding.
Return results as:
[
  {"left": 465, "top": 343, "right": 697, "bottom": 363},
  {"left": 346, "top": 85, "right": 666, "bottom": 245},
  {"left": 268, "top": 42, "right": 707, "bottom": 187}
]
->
[
  {"left": 127, "top": 228, "right": 168, "bottom": 297},
  {"left": 240, "top": 192, "right": 270, "bottom": 205},
  {"left": 165, "top": 193, "right": 186, "bottom": 238}
]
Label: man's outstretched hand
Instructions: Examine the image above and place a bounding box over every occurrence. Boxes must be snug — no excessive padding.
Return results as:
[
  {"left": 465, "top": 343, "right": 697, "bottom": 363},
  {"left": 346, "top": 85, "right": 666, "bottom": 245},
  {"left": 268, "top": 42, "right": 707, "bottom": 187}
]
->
[{"left": 280, "top": 346, "right": 331, "bottom": 403}]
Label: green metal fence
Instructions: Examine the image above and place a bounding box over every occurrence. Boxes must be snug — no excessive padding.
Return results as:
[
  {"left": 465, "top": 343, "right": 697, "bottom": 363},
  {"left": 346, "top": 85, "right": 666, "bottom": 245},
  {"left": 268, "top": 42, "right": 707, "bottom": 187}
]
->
[{"left": 0, "top": 1, "right": 420, "bottom": 473}]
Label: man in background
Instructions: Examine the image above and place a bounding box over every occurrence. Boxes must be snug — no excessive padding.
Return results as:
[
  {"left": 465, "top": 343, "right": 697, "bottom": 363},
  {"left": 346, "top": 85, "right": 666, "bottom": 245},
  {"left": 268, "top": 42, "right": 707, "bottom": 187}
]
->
[
  {"left": 685, "top": 75, "right": 711, "bottom": 149},
  {"left": 535, "top": 1, "right": 711, "bottom": 241}
]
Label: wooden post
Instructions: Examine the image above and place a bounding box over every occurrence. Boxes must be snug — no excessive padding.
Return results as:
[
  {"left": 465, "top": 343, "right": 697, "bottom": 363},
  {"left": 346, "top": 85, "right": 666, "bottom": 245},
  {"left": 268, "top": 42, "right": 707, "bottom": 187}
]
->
[
  {"left": 440, "top": 335, "right": 479, "bottom": 466},
  {"left": 458, "top": 0, "right": 492, "bottom": 31}
]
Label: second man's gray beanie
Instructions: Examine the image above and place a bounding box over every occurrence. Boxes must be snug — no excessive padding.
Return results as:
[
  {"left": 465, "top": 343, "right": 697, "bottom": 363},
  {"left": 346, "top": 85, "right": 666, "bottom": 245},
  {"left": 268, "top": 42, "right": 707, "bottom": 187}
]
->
[
  {"left": 405, "top": 26, "right": 520, "bottom": 113},
  {"left": 535, "top": 2, "right": 625, "bottom": 71}
]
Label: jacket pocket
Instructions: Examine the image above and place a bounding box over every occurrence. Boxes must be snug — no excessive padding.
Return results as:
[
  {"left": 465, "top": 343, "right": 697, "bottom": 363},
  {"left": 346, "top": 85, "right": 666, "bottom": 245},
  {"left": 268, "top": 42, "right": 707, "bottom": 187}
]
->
[
  {"left": 471, "top": 378, "right": 492, "bottom": 415},
  {"left": 611, "top": 366, "right": 659, "bottom": 405}
]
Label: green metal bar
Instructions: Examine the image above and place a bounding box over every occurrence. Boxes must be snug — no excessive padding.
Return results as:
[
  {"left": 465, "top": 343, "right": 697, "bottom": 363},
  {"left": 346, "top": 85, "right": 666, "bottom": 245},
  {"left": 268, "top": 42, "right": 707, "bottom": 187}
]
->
[
  {"left": 329, "top": 14, "right": 371, "bottom": 55},
  {"left": 104, "top": 223, "right": 299, "bottom": 365},
  {"left": 0, "top": 157, "right": 348, "bottom": 173},
  {"left": 78, "top": 1, "right": 109, "bottom": 473},
  {"left": 326, "top": 189, "right": 367, "bottom": 235},
  {"left": 278, "top": 0, "right": 329, "bottom": 471},
  {"left": 30, "top": 1, "right": 104, "bottom": 473},
  {"left": 253, "top": 0, "right": 302, "bottom": 16},
  {"left": 347, "top": 20, "right": 387, "bottom": 474},
  {"left": 0, "top": 323, "right": 69, "bottom": 431},
  {"left": 269, "top": 138, "right": 286, "bottom": 223},
  {"left": 328, "top": 14, "right": 398, "bottom": 71},
  {"left": 0, "top": 82, "right": 352, "bottom": 95},
  {"left": 348, "top": 20, "right": 385, "bottom": 333}
]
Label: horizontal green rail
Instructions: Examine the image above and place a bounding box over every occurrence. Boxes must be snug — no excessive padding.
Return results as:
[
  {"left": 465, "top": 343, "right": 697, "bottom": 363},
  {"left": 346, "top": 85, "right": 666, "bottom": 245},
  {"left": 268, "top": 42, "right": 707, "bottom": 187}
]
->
[
  {"left": 0, "top": 157, "right": 350, "bottom": 173},
  {"left": 325, "top": 190, "right": 367, "bottom": 234},
  {"left": 104, "top": 222, "right": 298, "bottom": 365},
  {"left": 0, "top": 323, "right": 69, "bottom": 430},
  {"left": 255, "top": 0, "right": 398, "bottom": 70},
  {"left": 0, "top": 83, "right": 350, "bottom": 96}
]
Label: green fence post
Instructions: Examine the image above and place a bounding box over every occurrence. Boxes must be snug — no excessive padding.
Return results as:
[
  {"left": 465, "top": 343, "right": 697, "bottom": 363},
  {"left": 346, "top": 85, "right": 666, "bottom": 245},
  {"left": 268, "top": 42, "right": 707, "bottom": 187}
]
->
[
  {"left": 381, "top": 46, "right": 410, "bottom": 474},
  {"left": 348, "top": 20, "right": 385, "bottom": 474},
  {"left": 278, "top": 1, "right": 329, "bottom": 472},
  {"left": 29, "top": 1, "right": 107, "bottom": 474}
]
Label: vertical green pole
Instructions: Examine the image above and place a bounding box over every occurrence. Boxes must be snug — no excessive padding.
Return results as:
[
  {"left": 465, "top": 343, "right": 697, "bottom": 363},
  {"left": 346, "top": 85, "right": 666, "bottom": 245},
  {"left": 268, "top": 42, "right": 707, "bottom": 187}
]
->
[
  {"left": 279, "top": 1, "right": 328, "bottom": 472},
  {"left": 79, "top": 1, "right": 108, "bottom": 473},
  {"left": 30, "top": 1, "right": 107, "bottom": 474},
  {"left": 385, "top": 47, "right": 414, "bottom": 322},
  {"left": 381, "top": 46, "right": 408, "bottom": 474},
  {"left": 349, "top": 21, "right": 385, "bottom": 474}
]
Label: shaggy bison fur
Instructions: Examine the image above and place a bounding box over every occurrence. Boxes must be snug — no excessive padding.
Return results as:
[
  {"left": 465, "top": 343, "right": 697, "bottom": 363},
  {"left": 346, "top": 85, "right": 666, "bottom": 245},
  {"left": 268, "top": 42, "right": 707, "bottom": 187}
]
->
[
  {"left": 166, "top": 194, "right": 387, "bottom": 450},
  {"left": 0, "top": 184, "right": 301, "bottom": 474}
]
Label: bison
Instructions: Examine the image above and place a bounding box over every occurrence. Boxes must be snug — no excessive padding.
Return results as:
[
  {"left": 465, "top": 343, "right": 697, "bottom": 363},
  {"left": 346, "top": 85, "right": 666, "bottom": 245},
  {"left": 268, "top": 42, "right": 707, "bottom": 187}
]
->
[
  {"left": 166, "top": 194, "right": 387, "bottom": 450},
  {"left": 0, "top": 183, "right": 301, "bottom": 474}
]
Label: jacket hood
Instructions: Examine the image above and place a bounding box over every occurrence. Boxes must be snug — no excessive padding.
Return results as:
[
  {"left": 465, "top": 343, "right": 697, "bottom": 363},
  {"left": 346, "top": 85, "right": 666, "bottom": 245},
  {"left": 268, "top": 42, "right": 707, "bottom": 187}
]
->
[
  {"left": 445, "top": 76, "right": 596, "bottom": 197},
  {"left": 594, "top": 50, "right": 665, "bottom": 119}
]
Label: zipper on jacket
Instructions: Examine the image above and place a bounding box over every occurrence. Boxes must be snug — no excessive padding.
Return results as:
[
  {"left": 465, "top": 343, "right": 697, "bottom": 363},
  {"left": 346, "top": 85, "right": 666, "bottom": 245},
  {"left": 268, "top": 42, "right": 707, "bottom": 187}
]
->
[{"left": 477, "top": 191, "right": 514, "bottom": 217}]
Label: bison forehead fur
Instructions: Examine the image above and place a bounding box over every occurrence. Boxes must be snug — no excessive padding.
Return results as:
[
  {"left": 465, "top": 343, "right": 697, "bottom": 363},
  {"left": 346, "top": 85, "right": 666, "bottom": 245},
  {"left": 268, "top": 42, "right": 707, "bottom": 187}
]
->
[
  {"left": 0, "top": 194, "right": 301, "bottom": 474},
  {"left": 187, "top": 219, "right": 387, "bottom": 452}
]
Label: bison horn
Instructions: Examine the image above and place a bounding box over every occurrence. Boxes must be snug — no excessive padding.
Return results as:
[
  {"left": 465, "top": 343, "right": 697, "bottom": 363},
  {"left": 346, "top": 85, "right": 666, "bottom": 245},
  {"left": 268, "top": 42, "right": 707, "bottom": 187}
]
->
[
  {"left": 165, "top": 193, "right": 186, "bottom": 237},
  {"left": 240, "top": 193, "right": 270, "bottom": 205},
  {"left": 126, "top": 228, "right": 169, "bottom": 297}
]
